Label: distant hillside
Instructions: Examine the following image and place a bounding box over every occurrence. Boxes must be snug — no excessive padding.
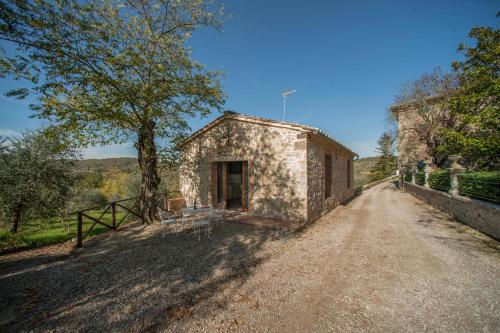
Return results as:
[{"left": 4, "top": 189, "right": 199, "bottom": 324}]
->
[
  {"left": 75, "top": 157, "right": 137, "bottom": 174},
  {"left": 74, "top": 158, "right": 179, "bottom": 193},
  {"left": 75, "top": 156, "right": 385, "bottom": 189},
  {"left": 354, "top": 156, "right": 398, "bottom": 187},
  {"left": 354, "top": 157, "right": 378, "bottom": 187}
]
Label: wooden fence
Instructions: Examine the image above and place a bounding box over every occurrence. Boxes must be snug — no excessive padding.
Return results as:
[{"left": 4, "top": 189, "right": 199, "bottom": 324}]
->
[{"left": 74, "top": 192, "right": 184, "bottom": 247}]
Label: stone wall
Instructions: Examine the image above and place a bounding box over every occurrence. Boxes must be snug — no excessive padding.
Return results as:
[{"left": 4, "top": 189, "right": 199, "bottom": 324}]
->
[
  {"left": 180, "top": 115, "right": 356, "bottom": 223},
  {"left": 180, "top": 118, "right": 309, "bottom": 221},
  {"left": 396, "top": 106, "right": 431, "bottom": 168},
  {"left": 306, "top": 135, "right": 355, "bottom": 221},
  {"left": 404, "top": 182, "right": 500, "bottom": 240},
  {"left": 362, "top": 176, "right": 398, "bottom": 190},
  {"left": 306, "top": 136, "right": 324, "bottom": 220}
]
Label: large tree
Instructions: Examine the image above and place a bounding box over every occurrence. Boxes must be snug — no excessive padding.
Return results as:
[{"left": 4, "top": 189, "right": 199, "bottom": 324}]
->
[
  {"left": 444, "top": 25, "right": 500, "bottom": 170},
  {"left": 0, "top": 131, "right": 76, "bottom": 233},
  {"left": 0, "top": 0, "right": 225, "bottom": 224},
  {"left": 369, "top": 131, "right": 397, "bottom": 182}
]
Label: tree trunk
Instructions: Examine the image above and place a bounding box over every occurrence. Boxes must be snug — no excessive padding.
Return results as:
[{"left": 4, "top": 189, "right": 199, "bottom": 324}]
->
[
  {"left": 137, "top": 121, "right": 160, "bottom": 224},
  {"left": 10, "top": 205, "right": 22, "bottom": 233}
]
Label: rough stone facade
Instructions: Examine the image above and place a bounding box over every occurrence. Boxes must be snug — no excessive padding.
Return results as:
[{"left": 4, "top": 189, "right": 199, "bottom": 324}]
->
[
  {"left": 180, "top": 112, "right": 356, "bottom": 222},
  {"left": 307, "top": 135, "right": 354, "bottom": 221},
  {"left": 404, "top": 182, "right": 500, "bottom": 241},
  {"left": 394, "top": 105, "right": 430, "bottom": 168},
  {"left": 391, "top": 97, "right": 447, "bottom": 170}
]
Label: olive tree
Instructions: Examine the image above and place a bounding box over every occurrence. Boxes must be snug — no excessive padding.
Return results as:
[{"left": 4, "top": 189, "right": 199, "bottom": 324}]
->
[
  {"left": 0, "top": 131, "right": 76, "bottom": 233},
  {"left": 0, "top": 0, "right": 225, "bottom": 224}
]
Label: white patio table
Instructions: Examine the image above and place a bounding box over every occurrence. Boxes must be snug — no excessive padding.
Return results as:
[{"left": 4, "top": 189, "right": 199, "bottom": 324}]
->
[
  {"left": 181, "top": 207, "right": 212, "bottom": 215},
  {"left": 181, "top": 207, "right": 213, "bottom": 239}
]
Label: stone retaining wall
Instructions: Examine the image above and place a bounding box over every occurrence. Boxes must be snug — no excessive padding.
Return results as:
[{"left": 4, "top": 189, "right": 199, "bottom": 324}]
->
[
  {"left": 404, "top": 182, "right": 500, "bottom": 240},
  {"left": 362, "top": 176, "right": 398, "bottom": 190}
]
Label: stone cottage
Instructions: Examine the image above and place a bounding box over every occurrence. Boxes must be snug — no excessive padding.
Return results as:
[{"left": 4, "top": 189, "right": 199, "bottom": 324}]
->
[{"left": 179, "top": 112, "right": 358, "bottom": 223}]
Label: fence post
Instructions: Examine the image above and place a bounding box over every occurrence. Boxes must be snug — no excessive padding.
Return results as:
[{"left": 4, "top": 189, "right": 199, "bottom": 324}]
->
[
  {"left": 77, "top": 212, "right": 83, "bottom": 247},
  {"left": 423, "top": 160, "right": 433, "bottom": 188},
  {"left": 163, "top": 193, "right": 168, "bottom": 211},
  {"left": 111, "top": 202, "right": 116, "bottom": 230},
  {"left": 449, "top": 157, "right": 465, "bottom": 196}
]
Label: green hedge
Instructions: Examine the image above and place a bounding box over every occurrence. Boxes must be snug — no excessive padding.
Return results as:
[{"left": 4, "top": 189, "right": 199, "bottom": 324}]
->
[
  {"left": 404, "top": 170, "right": 413, "bottom": 182},
  {"left": 415, "top": 171, "right": 426, "bottom": 186},
  {"left": 457, "top": 171, "right": 500, "bottom": 204},
  {"left": 427, "top": 169, "right": 451, "bottom": 192}
]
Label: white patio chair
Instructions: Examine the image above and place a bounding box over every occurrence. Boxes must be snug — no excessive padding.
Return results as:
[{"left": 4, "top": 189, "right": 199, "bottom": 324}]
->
[
  {"left": 192, "top": 216, "right": 212, "bottom": 240},
  {"left": 158, "top": 208, "right": 178, "bottom": 237},
  {"left": 209, "top": 204, "right": 224, "bottom": 228}
]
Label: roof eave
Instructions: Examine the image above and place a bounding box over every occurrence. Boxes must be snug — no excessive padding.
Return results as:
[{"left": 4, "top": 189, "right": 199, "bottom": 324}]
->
[
  {"left": 390, "top": 95, "right": 445, "bottom": 114},
  {"left": 311, "top": 130, "right": 358, "bottom": 158}
]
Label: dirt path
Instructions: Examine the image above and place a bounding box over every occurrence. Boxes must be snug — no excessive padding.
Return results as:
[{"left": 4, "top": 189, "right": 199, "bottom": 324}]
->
[
  {"left": 1, "top": 182, "right": 499, "bottom": 332},
  {"left": 171, "top": 181, "right": 500, "bottom": 332}
]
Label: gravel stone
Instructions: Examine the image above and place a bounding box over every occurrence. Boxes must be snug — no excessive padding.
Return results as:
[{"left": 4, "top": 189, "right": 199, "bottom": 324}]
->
[{"left": 0, "top": 182, "right": 499, "bottom": 332}]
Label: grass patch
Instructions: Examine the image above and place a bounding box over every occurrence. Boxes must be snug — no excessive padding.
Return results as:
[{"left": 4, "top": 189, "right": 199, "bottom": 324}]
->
[{"left": 0, "top": 209, "right": 136, "bottom": 253}]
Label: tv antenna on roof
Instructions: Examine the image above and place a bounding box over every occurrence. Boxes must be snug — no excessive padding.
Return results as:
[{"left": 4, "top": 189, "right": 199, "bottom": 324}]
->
[{"left": 281, "top": 89, "right": 296, "bottom": 120}]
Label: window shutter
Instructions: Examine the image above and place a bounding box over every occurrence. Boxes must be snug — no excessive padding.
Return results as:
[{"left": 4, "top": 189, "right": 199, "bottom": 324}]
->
[
  {"left": 210, "top": 162, "right": 217, "bottom": 207},
  {"left": 325, "top": 154, "right": 332, "bottom": 198},
  {"left": 347, "top": 159, "right": 351, "bottom": 189}
]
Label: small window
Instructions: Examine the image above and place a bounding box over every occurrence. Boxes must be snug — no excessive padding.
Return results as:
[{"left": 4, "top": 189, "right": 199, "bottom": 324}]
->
[
  {"left": 347, "top": 159, "right": 351, "bottom": 189},
  {"left": 325, "top": 154, "right": 332, "bottom": 198}
]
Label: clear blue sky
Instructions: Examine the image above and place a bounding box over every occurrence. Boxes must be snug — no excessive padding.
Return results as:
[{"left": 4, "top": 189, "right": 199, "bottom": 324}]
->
[{"left": 0, "top": 0, "right": 498, "bottom": 158}]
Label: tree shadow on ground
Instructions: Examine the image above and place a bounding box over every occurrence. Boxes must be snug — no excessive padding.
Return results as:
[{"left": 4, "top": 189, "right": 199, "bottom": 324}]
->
[
  {"left": 1, "top": 116, "right": 351, "bottom": 332},
  {"left": 0, "top": 221, "right": 295, "bottom": 332}
]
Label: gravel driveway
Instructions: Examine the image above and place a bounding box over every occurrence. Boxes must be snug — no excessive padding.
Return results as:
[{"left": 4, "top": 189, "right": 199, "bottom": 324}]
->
[{"left": 1, "top": 181, "right": 499, "bottom": 332}]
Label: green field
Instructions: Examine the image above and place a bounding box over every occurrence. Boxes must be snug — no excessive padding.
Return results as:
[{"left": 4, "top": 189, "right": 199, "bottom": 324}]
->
[
  {"left": 0, "top": 209, "right": 136, "bottom": 253},
  {"left": 354, "top": 157, "right": 378, "bottom": 187},
  {"left": 353, "top": 156, "right": 399, "bottom": 188}
]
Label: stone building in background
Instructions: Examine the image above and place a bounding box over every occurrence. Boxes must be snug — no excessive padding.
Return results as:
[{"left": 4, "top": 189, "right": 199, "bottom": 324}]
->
[
  {"left": 179, "top": 112, "right": 357, "bottom": 223},
  {"left": 391, "top": 96, "right": 446, "bottom": 172},
  {"left": 391, "top": 103, "right": 430, "bottom": 171}
]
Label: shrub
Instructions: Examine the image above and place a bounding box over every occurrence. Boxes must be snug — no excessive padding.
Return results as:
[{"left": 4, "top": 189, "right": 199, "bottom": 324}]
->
[
  {"left": 427, "top": 169, "right": 451, "bottom": 192},
  {"left": 458, "top": 171, "right": 500, "bottom": 204},
  {"left": 71, "top": 189, "right": 107, "bottom": 211},
  {"left": 415, "top": 171, "right": 426, "bottom": 186},
  {"left": 404, "top": 170, "right": 413, "bottom": 182}
]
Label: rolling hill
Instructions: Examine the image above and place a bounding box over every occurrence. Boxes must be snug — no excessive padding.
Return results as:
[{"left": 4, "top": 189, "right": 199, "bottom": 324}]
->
[
  {"left": 75, "top": 156, "right": 380, "bottom": 189},
  {"left": 75, "top": 157, "right": 138, "bottom": 174},
  {"left": 354, "top": 157, "right": 378, "bottom": 187}
]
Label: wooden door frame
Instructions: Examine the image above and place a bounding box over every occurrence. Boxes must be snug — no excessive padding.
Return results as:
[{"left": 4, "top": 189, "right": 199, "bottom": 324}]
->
[
  {"left": 223, "top": 162, "right": 228, "bottom": 207},
  {"left": 212, "top": 160, "right": 249, "bottom": 212},
  {"left": 242, "top": 161, "right": 247, "bottom": 211}
]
